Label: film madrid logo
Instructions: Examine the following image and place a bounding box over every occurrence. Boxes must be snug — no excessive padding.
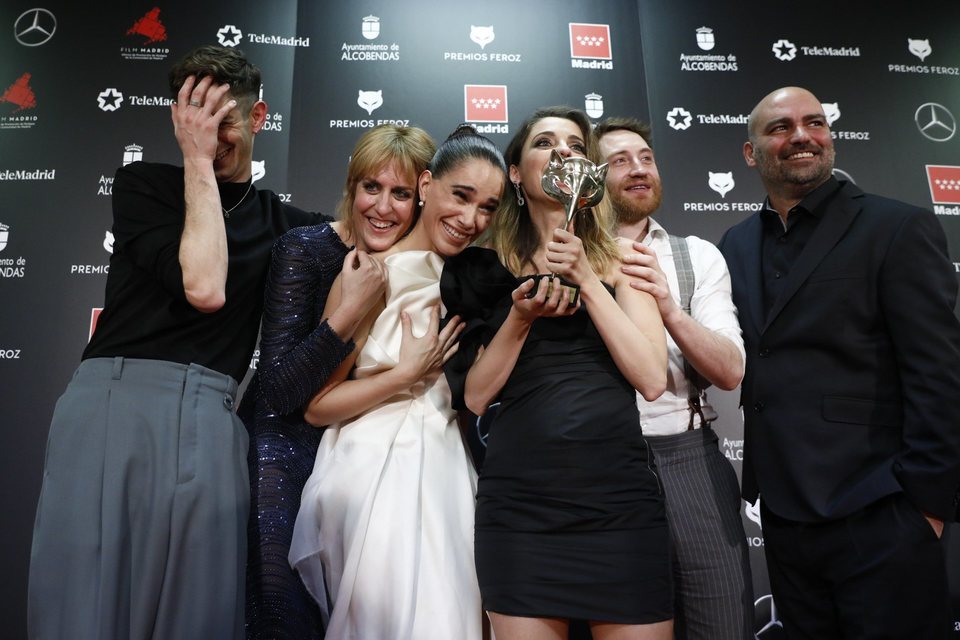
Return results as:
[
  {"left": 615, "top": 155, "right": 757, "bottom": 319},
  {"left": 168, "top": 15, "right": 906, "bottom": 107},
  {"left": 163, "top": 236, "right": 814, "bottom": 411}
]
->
[
  {"left": 216, "top": 23, "right": 309, "bottom": 48},
  {"left": 121, "top": 7, "right": 170, "bottom": 61},
  {"left": 0, "top": 224, "right": 26, "bottom": 279},
  {"left": 442, "top": 25, "right": 522, "bottom": 64},
  {"left": 464, "top": 85, "right": 508, "bottom": 134},
  {"left": 0, "top": 72, "right": 39, "bottom": 129},
  {"left": 569, "top": 23, "right": 613, "bottom": 70},
  {"left": 888, "top": 38, "right": 959, "bottom": 76},
  {"left": 341, "top": 16, "right": 400, "bottom": 61},
  {"left": 926, "top": 165, "right": 960, "bottom": 216},
  {"left": 679, "top": 26, "right": 738, "bottom": 72}
]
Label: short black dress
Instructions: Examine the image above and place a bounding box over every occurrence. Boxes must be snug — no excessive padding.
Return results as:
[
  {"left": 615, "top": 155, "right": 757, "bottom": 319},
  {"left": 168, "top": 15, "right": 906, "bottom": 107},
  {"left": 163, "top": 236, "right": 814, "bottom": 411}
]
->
[{"left": 441, "top": 247, "right": 672, "bottom": 624}]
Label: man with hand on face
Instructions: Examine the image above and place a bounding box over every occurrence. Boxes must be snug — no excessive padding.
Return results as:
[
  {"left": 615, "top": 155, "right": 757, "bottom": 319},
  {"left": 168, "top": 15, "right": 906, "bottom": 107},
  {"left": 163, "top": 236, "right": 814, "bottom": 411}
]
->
[
  {"left": 27, "top": 45, "right": 326, "bottom": 640},
  {"left": 596, "top": 117, "right": 754, "bottom": 640},
  {"left": 719, "top": 86, "right": 960, "bottom": 638}
]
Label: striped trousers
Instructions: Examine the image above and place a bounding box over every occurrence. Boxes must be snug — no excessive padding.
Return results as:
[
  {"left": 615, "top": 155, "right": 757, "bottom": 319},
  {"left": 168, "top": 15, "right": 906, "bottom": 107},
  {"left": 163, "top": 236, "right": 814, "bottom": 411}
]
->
[{"left": 645, "top": 426, "right": 754, "bottom": 640}]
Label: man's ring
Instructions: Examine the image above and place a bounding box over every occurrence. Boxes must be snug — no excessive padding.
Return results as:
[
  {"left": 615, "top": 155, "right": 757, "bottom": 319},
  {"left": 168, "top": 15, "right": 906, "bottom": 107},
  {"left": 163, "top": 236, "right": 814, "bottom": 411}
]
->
[{"left": 189, "top": 100, "right": 201, "bottom": 107}]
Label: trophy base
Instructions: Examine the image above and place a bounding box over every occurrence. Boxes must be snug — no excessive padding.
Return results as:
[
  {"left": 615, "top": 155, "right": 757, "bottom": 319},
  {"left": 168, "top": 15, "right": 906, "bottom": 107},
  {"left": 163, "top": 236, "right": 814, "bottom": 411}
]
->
[{"left": 522, "top": 274, "right": 580, "bottom": 306}]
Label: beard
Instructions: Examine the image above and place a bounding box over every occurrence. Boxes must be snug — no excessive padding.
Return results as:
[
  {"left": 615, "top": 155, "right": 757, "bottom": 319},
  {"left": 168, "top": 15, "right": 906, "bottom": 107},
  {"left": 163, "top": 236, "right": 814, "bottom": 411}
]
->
[
  {"left": 609, "top": 182, "right": 662, "bottom": 226},
  {"left": 754, "top": 144, "right": 835, "bottom": 189}
]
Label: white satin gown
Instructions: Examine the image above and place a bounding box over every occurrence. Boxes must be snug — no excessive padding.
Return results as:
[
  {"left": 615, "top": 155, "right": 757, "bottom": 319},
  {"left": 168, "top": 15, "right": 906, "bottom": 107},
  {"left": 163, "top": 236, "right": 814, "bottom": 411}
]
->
[{"left": 289, "top": 250, "right": 482, "bottom": 640}]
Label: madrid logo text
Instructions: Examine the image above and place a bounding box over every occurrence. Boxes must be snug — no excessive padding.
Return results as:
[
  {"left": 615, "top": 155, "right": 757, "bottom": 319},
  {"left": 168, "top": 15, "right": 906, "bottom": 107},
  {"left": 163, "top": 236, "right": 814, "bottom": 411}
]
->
[
  {"left": 464, "top": 85, "right": 509, "bottom": 133},
  {"left": 926, "top": 165, "right": 960, "bottom": 215},
  {"left": 569, "top": 23, "right": 613, "bottom": 69}
]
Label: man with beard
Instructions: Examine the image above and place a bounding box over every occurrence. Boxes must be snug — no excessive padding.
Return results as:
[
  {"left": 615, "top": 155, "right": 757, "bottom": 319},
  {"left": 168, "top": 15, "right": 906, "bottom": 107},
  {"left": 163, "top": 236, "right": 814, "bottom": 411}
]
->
[
  {"left": 597, "top": 117, "right": 754, "bottom": 639},
  {"left": 718, "top": 86, "right": 960, "bottom": 637}
]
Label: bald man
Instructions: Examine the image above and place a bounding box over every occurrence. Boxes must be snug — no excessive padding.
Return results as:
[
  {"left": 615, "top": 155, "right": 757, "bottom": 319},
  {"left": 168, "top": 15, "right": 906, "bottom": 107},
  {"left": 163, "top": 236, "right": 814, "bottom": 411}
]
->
[{"left": 718, "top": 86, "right": 960, "bottom": 638}]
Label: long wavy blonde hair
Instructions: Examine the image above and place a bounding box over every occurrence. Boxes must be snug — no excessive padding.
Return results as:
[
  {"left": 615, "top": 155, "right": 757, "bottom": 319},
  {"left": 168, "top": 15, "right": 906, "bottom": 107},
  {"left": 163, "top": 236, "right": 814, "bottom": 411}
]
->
[{"left": 481, "top": 106, "right": 619, "bottom": 276}]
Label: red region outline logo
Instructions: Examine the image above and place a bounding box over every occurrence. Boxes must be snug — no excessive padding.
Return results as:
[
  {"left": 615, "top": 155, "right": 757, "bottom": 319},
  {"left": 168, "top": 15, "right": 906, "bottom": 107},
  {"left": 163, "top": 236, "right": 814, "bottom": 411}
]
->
[
  {"left": 1, "top": 73, "right": 37, "bottom": 112},
  {"left": 126, "top": 7, "right": 168, "bottom": 44}
]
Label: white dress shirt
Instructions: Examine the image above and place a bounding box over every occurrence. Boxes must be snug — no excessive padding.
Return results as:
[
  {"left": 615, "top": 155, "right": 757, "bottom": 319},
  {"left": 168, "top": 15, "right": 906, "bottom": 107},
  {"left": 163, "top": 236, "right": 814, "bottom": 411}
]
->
[{"left": 635, "top": 218, "right": 745, "bottom": 436}]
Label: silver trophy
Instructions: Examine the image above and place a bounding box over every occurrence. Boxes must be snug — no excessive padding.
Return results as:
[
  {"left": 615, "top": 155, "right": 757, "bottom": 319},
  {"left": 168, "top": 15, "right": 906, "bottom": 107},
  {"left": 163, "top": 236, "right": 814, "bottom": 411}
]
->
[
  {"left": 531, "top": 150, "right": 608, "bottom": 305},
  {"left": 541, "top": 149, "right": 608, "bottom": 230}
]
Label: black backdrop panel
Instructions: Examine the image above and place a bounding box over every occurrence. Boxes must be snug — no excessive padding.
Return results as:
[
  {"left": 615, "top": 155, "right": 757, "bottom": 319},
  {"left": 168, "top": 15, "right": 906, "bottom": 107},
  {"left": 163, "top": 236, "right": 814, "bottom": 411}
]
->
[{"left": 1, "top": 2, "right": 958, "bottom": 637}]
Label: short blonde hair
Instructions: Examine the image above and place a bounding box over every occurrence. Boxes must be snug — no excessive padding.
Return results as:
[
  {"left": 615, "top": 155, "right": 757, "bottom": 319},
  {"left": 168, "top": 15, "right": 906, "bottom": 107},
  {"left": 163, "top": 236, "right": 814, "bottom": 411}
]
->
[{"left": 336, "top": 124, "right": 436, "bottom": 242}]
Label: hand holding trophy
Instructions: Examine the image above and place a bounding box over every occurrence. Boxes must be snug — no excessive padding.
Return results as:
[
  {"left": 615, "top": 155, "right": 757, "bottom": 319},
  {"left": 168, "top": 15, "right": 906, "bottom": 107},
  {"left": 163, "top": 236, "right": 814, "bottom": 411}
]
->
[{"left": 535, "top": 149, "right": 608, "bottom": 304}]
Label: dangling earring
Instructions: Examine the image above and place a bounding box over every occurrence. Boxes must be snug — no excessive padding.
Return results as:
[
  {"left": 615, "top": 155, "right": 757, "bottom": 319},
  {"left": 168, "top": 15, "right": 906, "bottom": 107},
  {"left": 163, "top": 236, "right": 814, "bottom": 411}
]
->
[{"left": 513, "top": 182, "right": 525, "bottom": 206}]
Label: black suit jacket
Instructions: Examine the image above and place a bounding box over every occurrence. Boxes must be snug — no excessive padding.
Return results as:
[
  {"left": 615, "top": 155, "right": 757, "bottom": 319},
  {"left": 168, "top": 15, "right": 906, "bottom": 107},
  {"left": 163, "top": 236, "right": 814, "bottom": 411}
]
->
[{"left": 719, "top": 179, "right": 960, "bottom": 522}]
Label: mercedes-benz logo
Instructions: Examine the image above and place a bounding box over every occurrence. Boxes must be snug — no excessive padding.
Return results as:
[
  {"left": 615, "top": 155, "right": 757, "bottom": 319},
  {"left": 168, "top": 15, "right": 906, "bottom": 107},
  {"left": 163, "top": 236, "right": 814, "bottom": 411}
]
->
[
  {"left": 832, "top": 168, "right": 856, "bottom": 184},
  {"left": 915, "top": 102, "right": 956, "bottom": 142},
  {"left": 754, "top": 594, "right": 784, "bottom": 639},
  {"left": 14, "top": 8, "right": 56, "bottom": 47}
]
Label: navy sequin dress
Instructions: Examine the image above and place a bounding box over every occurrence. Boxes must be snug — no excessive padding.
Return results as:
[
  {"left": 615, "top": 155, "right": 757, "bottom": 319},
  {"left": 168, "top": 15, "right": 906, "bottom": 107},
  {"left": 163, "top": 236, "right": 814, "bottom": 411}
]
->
[{"left": 238, "top": 223, "right": 354, "bottom": 639}]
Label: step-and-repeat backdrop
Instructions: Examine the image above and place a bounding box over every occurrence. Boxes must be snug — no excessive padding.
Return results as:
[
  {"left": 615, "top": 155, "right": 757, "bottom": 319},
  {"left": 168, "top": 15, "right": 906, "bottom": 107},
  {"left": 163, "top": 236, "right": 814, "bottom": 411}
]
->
[{"left": 2, "top": 1, "right": 958, "bottom": 637}]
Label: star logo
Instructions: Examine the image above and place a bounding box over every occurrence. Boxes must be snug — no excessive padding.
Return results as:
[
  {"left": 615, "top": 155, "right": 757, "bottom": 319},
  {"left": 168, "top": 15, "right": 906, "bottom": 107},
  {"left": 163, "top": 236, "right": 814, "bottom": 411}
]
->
[
  {"left": 772, "top": 38, "right": 797, "bottom": 61},
  {"left": 97, "top": 88, "right": 123, "bottom": 112},
  {"left": 666, "top": 107, "right": 692, "bottom": 130},
  {"left": 217, "top": 24, "right": 242, "bottom": 47},
  {"left": 14, "top": 8, "right": 57, "bottom": 47}
]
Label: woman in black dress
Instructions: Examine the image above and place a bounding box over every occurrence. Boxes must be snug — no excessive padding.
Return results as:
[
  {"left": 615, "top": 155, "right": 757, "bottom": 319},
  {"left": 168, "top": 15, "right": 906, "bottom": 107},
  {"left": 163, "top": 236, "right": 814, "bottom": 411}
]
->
[{"left": 442, "top": 106, "right": 673, "bottom": 639}]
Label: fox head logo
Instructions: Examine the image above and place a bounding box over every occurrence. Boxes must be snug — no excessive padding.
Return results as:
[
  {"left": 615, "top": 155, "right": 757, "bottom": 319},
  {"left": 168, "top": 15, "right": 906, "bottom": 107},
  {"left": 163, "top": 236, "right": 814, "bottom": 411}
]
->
[
  {"left": 908, "top": 38, "right": 931, "bottom": 61},
  {"left": 708, "top": 171, "right": 734, "bottom": 198},
  {"left": 357, "top": 89, "right": 383, "bottom": 115},
  {"left": 470, "top": 25, "right": 495, "bottom": 49}
]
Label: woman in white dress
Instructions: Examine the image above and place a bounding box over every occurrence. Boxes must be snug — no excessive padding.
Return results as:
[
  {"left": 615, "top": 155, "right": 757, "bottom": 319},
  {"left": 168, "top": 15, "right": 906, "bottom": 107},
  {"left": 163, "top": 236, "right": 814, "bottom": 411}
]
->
[{"left": 289, "top": 125, "right": 507, "bottom": 640}]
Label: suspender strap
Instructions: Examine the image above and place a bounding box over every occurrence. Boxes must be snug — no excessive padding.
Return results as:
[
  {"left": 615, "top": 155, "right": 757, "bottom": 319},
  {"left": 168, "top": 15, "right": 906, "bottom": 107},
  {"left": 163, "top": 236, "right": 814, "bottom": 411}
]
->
[{"left": 667, "top": 234, "right": 709, "bottom": 430}]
